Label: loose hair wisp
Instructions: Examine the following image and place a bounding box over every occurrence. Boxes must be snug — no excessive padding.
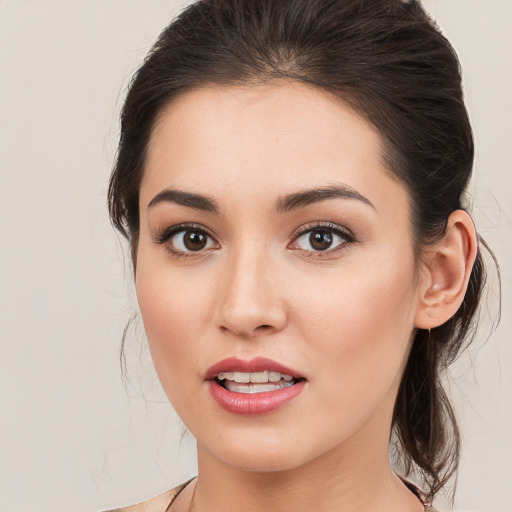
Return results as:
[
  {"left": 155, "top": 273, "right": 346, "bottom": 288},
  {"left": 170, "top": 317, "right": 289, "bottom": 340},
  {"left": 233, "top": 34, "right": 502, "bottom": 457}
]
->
[{"left": 109, "top": 0, "right": 492, "bottom": 498}]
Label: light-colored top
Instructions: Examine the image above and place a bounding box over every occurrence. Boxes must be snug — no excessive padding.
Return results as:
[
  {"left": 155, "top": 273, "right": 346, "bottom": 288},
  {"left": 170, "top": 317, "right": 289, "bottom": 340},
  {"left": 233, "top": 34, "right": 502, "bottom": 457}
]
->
[{"left": 105, "top": 476, "right": 438, "bottom": 511}]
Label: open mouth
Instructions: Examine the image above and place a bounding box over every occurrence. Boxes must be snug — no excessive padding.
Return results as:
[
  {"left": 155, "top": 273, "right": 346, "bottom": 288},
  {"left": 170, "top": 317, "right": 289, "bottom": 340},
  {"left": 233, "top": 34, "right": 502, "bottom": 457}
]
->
[
  {"left": 208, "top": 372, "right": 306, "bottom": 414},
  {"left": 215, "top": 371, "right": 301, "bottom": 394},
  {"left": 205, "top": 357, "right": 306, "bottom": 414}
]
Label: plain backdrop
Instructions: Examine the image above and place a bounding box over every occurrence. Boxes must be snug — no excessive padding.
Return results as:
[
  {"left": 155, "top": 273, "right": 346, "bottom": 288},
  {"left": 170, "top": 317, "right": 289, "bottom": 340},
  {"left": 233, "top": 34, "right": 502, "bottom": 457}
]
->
[{"left": 0, "top": 1, "right": 510, "bottom": 511}]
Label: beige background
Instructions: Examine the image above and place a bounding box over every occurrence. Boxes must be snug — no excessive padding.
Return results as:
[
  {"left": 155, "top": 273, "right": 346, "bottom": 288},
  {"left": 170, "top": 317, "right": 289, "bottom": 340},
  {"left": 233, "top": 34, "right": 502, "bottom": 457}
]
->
[{"left": 0, "top": 1, "right": 510, "bottom": 511}]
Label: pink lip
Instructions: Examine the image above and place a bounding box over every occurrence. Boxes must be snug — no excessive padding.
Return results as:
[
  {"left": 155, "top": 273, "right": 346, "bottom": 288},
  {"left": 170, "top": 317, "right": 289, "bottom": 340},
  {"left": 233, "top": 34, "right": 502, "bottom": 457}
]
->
[
  {"left": 205, "top": 357, "right": 306, "bottom": 416},
  {"left": 205, "top": 356, "right": 304, "bottom": 380}
]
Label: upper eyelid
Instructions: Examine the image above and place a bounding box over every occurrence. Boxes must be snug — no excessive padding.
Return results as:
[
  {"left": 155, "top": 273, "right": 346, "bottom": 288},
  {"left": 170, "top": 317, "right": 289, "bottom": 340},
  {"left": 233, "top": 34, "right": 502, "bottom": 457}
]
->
[
  {"left": 288, "top": 222, "right": 356, "bottom": 256},
  {"left": 288, "top": 222, "right": 357, "bottom": 260},
  {"left": 291, "top": 221, "right": 354, "bottom": 239},
  {"left": 152, "top": 221, "right": 354, "bottom": 247},
  {"left": 153, "top": 223, "right": 217, "bottom": 245}
]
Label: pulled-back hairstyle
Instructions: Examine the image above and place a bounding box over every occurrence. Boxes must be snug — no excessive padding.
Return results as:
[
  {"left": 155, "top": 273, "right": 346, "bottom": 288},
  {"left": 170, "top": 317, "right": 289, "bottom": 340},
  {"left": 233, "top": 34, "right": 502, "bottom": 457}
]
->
[{"left": 109, "top": 0, "right": 488, "bottom": 499}]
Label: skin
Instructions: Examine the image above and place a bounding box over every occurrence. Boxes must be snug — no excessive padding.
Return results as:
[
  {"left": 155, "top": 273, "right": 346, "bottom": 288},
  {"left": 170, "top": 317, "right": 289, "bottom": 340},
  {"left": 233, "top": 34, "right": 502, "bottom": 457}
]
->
[{"left": 134, "top": 82, "right": 477, "bottom": 512}]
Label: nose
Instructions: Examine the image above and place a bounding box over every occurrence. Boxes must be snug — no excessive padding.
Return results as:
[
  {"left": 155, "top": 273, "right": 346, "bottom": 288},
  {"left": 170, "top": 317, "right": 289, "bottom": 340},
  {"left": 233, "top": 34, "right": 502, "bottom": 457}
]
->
[{"left": 214, "top": 244, "right": 287, "bottom": 338}]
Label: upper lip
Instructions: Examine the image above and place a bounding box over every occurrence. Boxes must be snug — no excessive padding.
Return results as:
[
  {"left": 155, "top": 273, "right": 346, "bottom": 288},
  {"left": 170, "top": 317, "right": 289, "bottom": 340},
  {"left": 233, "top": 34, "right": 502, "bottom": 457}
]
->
[{"left": 205, "top": 356, "right": 304, "bottom": 381}]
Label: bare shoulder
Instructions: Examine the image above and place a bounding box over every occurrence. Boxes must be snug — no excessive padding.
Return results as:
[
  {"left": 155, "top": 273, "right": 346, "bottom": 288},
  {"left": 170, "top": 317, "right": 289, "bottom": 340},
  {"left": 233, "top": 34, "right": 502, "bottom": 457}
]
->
[{"left": 104, "top": 481, "right": 191, "bottom": 512}]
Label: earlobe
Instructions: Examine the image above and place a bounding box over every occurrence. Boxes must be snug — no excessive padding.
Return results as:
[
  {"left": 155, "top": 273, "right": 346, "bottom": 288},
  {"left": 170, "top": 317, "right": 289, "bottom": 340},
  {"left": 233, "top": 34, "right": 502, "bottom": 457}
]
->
[{"left": 415, "top": 210, "right": 478, "bottom": 329}]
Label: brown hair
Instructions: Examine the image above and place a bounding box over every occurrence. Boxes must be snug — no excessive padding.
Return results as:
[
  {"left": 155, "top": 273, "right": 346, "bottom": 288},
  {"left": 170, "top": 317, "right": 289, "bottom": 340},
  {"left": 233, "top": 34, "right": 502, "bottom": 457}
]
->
[{"left": 108, "top": 0, "right": 490, "bottom": 499}]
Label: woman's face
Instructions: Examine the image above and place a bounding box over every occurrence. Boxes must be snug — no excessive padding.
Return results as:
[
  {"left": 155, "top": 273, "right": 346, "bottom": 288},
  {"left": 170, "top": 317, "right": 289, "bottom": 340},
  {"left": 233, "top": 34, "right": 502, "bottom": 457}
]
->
[{"left": 136, "top": 83, "right": 425, "bottom": 472}]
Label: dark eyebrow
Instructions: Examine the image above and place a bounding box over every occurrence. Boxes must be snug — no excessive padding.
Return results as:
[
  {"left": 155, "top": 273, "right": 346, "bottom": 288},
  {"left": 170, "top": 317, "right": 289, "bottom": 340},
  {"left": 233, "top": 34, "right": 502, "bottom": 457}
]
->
[
  {"left": 148, "top": 188, "right": 220, "bottom": 214},
  {"left": 274, "top": 184, "right": 375, "bottom": 214}
]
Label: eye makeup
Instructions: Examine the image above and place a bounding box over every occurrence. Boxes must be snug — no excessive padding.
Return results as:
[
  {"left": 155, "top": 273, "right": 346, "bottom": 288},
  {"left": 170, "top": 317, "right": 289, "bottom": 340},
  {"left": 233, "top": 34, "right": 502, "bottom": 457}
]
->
[
  {"left": 288, "top": 221, "right": 357, "bottom": 258},
  {"left": 152, "top": 218, "right": 357, "bottom": 261},
  {"left": 152, "top": 222, "right": 219, "bottom": 259}
]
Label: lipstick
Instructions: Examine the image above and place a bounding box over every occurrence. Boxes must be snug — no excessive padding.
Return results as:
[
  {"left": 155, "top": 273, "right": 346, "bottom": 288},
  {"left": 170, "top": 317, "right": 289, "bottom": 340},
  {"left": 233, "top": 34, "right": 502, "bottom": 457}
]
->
[{"left": 205, "top": 357, "right": 306, "bottom": 415}]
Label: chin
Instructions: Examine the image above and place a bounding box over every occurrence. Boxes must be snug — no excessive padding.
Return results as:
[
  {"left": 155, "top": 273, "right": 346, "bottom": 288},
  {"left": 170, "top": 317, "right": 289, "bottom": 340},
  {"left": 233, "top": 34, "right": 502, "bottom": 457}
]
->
[
  {"left": 214, "top": 446, "right": 305, "bottom": 473},
  {"left": 195, "top": 423, "right": 331, "bottom": 474}
]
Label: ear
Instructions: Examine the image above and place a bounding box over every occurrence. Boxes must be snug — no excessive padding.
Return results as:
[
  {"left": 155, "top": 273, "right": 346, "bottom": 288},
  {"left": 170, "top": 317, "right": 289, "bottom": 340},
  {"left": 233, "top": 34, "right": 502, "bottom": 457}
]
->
[{"left": 415, "top": 210, "right": 478, "bottom": 329}]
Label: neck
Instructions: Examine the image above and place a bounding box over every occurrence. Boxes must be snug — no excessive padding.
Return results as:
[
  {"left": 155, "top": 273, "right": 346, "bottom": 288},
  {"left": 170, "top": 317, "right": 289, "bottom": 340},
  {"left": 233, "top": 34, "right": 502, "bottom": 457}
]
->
[{"left": 191, "top": 420, "right": 422, "bottom": 512}]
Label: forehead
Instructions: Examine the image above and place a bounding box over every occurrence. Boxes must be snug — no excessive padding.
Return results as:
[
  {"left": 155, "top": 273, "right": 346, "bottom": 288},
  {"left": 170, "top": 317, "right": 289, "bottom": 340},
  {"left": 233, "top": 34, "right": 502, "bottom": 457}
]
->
[{"left": 141, "top": 82, "right": 409, "bottom": 218}]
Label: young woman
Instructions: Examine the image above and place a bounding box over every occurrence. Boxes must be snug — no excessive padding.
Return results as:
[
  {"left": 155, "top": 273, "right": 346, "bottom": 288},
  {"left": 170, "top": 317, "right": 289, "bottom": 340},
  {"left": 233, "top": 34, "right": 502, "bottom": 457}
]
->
[{"left": 106, "top": 0, "right": 490, "bottom": 510}]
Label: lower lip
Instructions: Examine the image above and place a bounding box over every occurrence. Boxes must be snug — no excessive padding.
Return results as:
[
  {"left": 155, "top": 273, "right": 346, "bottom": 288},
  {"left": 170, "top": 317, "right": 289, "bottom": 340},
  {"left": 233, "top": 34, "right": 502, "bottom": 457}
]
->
[{"left": 207, "top": 380, "right": 306, "bottom": 416}]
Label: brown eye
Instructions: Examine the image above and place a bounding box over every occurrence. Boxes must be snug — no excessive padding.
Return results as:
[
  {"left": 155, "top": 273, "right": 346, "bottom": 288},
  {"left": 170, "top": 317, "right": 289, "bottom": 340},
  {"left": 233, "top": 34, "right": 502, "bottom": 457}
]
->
[
  {"left": 309, "top": 230, "right": 333, "bottom": 251},
  {"left": 163, "top": 227, "right": 217, "bottom": 254},
  {"left": 290, "top": 223, "right": 354, "bottom": 255},
  {"left": 184, "top": 230, "right": 208, "bottom": 251}
]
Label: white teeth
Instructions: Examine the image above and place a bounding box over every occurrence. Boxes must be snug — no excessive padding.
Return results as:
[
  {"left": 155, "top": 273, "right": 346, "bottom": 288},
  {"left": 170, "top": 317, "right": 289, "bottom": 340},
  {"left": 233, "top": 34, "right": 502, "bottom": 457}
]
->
[
  {"left": 217, "top": 371, "right": 296, "bottom": 384},
  {"left": 250, "top": 371, "right": 268, "bottom": 383},
  {"left": 268, "top": 371, "right": 281, "bottom": 382},
  {"left": 223, "top": 380, "right": 296, "bottom": 394},
  {"left": 236, "top": 372, "right": 251, "bottom": 383}
]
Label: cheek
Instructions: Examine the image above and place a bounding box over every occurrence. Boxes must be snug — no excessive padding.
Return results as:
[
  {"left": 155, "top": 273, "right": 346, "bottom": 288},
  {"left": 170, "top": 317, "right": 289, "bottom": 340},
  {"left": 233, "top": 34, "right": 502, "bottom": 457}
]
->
[
  {"left": 134, "top": 257, "right": 213, "bottom": 390},
  {"left": 293, "top": 251, "right": 417, "bottom": 395}
]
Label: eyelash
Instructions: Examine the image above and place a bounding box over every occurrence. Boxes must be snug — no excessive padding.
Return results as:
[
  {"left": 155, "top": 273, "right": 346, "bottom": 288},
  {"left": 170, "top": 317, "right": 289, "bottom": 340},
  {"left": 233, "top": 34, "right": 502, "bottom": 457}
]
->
[
  {"left": 153, "top": 223, "right": 218, "bottom": 259},
  {"left": 153, "top": 221, "right": 356, "bottom": 259},
  {"left": 289, "top": 221, "right": 356, "bottom": 257}
]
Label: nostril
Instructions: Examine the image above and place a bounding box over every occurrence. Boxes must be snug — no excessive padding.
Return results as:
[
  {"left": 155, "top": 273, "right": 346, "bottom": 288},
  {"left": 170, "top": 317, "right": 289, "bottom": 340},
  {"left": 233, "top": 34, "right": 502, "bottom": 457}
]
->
[
  {"left": 219, "top": 323, "right": 275, "bottom": 337},
  {"left": 254, "top": 324, "right": 273, "bottom": 332}
]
